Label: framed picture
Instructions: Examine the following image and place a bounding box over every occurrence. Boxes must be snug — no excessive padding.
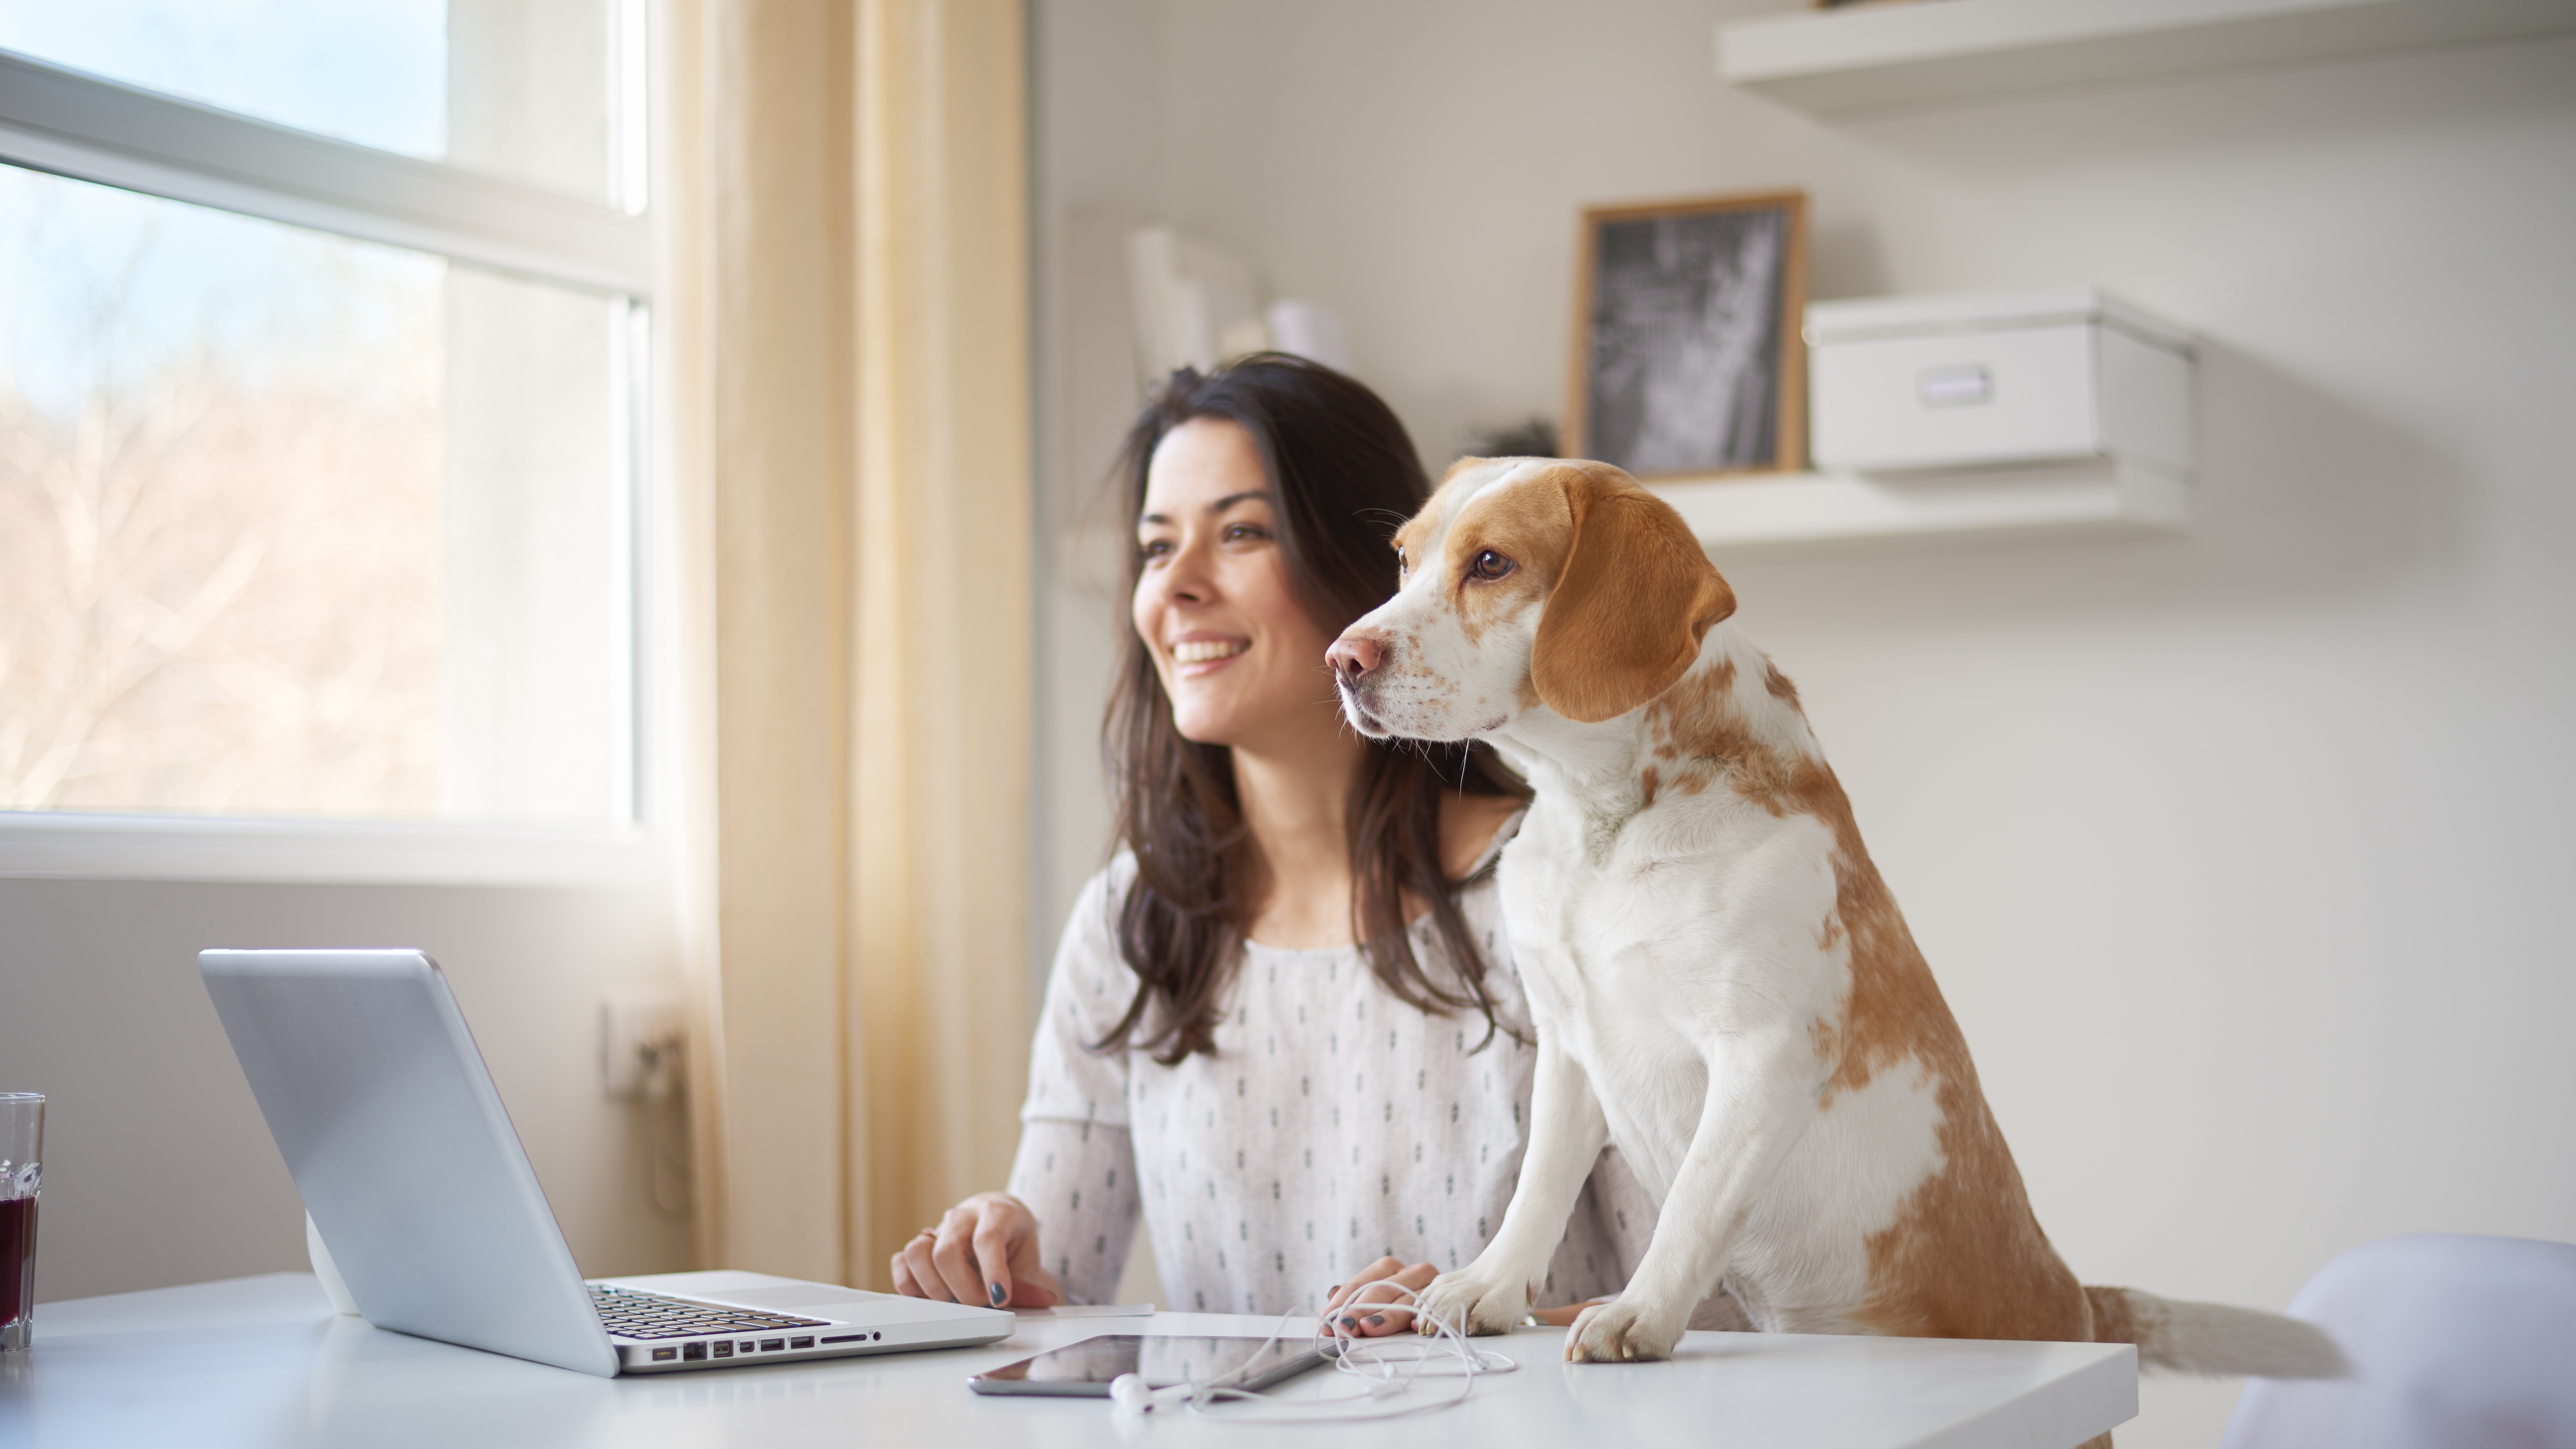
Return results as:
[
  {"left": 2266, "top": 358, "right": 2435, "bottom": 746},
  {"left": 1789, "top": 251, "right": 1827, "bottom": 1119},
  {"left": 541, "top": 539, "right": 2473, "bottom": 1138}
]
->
[{"left": 1566, "top": 191, "right": 1808, "bottom": 478}]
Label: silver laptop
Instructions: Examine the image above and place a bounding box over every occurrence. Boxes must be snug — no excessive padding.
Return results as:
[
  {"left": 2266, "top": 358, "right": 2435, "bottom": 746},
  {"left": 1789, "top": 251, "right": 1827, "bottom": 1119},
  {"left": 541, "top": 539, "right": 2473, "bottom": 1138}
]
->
[{"left": 200, "top": 948, "right": 1014, "bottom": 1376}]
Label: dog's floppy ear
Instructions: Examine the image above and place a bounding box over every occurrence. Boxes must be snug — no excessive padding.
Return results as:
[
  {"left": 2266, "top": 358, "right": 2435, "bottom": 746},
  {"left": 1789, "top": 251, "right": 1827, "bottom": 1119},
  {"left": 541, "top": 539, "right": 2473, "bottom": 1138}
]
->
[{"left": 1529, "top": 468, "right": 1735, "bottom": 724}]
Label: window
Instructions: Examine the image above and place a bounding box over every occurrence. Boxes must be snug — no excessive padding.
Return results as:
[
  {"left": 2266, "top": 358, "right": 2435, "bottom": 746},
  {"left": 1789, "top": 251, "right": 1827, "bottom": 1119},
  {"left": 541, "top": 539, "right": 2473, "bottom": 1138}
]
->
[{"left": 0, "top": 3, "right": 654, "bottom": 862}]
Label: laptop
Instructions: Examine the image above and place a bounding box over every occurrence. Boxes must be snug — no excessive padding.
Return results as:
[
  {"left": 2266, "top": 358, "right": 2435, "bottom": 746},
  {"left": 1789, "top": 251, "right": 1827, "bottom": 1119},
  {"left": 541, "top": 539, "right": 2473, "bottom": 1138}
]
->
[{"left": 199, "top": 948, "right": 1014, "bottom": 1377}]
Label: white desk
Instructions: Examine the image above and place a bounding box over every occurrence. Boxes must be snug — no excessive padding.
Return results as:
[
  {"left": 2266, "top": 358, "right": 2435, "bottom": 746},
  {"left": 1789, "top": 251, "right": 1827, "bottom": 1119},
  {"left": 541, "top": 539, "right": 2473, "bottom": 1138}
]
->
[{"left": 1, "top": 1273, "right": 2136, "bottom": 1448}]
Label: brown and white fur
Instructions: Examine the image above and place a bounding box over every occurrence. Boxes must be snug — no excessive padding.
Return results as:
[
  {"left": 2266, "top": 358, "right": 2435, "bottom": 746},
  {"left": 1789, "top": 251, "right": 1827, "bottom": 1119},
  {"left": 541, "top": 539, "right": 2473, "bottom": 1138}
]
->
[{"left": 1326, "top": 458, "right": 2341, "bottom": 1414}]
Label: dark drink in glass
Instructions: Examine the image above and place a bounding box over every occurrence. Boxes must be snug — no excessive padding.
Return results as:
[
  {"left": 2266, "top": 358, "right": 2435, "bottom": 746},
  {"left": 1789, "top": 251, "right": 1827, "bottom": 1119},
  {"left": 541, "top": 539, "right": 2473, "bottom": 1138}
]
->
[
  {"left": 0, "top": 1197, "right": 33, "bottom": 1334},
  {"left": 1, "top": 1093, "right": 40, "bottom": 1351}
]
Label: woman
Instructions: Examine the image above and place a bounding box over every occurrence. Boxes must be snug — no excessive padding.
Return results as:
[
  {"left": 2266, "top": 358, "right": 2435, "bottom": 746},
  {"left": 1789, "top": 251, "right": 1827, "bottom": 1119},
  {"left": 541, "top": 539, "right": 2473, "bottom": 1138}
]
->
[{"left": 891, "top": 355, "right": 1664, "bottom": 1335}]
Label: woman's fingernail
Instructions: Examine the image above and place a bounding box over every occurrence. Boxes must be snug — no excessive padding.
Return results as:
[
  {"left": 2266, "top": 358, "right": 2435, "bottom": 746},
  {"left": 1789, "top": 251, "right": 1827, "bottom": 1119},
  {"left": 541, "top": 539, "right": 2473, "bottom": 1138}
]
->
[{"left": 989, "top": 1283, "right": 1007, "bottom": 1307}]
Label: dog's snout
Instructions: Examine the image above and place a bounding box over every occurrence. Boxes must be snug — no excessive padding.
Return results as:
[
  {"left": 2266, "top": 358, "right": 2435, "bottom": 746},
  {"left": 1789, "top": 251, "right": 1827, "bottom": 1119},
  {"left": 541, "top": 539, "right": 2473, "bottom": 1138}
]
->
[{"left": 1327, "top": 633, "right": 1386, "bottom": 687}]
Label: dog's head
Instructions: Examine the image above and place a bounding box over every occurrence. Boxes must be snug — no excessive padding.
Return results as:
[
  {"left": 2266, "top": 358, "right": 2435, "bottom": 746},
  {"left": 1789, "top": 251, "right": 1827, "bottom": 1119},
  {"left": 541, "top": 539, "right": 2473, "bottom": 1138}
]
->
[{"left": 1328, "top": 457, "right": 1735, "bottom": 741}]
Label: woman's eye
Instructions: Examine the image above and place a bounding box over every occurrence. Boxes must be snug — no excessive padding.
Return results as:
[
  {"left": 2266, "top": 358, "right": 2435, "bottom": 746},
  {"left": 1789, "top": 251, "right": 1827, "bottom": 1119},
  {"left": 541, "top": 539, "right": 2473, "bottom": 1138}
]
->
[
  {"left": 1138, "top": 538, "right": 1172, "bottom": 561},
  {"left": 1469, "top": 549, "right": 1515, "bottom": 581},
  {"left": 1224, "top": 523, "right": 1270, "bottom": 542}
]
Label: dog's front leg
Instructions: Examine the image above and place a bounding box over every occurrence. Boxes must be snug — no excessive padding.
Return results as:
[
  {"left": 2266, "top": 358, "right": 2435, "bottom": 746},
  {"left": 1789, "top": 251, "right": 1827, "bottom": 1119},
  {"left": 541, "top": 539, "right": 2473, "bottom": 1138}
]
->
[
  {"left": 1566, "top": 1027, "right": 1817, "bottom": 1363},
  {"left": 1417, "top": 1036, "right": 1608, "bottom": 1335}
]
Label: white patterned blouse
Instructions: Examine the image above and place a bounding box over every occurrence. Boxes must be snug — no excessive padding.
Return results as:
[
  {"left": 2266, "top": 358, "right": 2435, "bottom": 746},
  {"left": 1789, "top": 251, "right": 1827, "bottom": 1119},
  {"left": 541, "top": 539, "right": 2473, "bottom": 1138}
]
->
[{"left": 1007, "top": 839, "right": 1678, "bottom": 1318}]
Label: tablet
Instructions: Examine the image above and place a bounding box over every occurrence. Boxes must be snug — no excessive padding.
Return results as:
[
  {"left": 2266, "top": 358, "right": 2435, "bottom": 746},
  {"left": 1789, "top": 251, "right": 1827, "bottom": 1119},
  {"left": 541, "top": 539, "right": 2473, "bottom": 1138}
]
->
[{"left": 968, "top": 1334, "right": 1330, "bottom": 1397}]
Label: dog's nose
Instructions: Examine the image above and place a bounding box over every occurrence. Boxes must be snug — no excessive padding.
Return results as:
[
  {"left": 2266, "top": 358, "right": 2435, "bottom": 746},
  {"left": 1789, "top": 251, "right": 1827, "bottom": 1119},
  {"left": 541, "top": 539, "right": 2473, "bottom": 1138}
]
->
[{"left": 1326, "top": 633, "right": 1385, "bottom": 687}]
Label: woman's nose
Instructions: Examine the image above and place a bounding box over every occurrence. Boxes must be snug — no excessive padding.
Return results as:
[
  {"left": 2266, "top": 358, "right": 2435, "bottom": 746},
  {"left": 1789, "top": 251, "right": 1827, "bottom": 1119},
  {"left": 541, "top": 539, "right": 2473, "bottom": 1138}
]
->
[
  {"left": 1148, "top": 543, "right": 1214, "bottom": 604},
  {"left": 1326, "top": 632, "right": 1385, "bottom": 686}
]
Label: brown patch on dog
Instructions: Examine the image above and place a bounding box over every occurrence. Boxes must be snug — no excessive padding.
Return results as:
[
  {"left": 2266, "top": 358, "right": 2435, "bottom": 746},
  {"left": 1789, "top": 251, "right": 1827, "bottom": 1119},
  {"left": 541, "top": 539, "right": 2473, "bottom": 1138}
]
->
[
  {"left": 1442, "top": 466, "right": 1574, "bottom": 647},
  {"left": 1813, "top": 778, "right": 2090, "bottom": 1344},
  {"left": 1643, "top": 656, "right": 1735, "bottom": 755},
  {"left": 1640, "top": 765, "right": 1660, "bottom": 811},
  {"left": 1763, "top": 662, "right": 1802, "bottom": 712},
  {"left": 1530, "top": 467, "right": 1735, "bottom": 723},
  {"left": 1646, "top": 649, "right": 2098, "bottom": 1350}
]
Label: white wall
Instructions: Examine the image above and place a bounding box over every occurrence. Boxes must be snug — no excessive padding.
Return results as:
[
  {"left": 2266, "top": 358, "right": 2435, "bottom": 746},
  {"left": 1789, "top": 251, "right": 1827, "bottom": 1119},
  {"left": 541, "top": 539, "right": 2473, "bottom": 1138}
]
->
[
  {"left": 0, "top": 877, "right": 691, "bottom": 1303},
  {"left": 1028, "top": 0, "right": 1165, "bottom": 981},
  {"left": 1030, "top": 4, "right": 2576, "bottom": 1442}
]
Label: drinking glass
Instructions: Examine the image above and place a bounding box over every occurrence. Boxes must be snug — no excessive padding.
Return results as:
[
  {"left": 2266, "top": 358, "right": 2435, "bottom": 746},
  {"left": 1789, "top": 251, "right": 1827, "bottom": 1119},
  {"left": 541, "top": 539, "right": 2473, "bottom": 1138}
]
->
[{"left": 1, "top": 1093, "right": 41, "bottom": 1350}]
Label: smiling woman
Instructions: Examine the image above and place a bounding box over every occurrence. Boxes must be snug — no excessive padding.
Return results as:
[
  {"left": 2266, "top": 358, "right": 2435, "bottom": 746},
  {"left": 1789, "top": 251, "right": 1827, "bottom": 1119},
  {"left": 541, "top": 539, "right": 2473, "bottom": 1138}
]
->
[{"left": 1107, "top": 357, "right": 1525, "bottom": 1064}]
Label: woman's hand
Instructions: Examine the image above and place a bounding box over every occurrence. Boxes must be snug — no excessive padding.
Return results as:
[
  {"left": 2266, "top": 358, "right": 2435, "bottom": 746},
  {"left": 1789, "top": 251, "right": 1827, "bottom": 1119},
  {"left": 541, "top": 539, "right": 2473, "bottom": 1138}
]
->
[
  {"left": 1322, "top": 1256, "right": 1438, "bottom": 1337},
  {"left": 889, "top": 1192, "right": 1062, "bottom": 1309}
]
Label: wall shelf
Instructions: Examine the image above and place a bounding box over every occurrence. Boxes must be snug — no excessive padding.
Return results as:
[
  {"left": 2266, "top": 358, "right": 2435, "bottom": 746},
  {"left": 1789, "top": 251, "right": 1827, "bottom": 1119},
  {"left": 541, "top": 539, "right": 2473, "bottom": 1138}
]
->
[
  {"left": 1648, "top": 459, "right": 2186, "bottom": 550},
  {"left": 1716, "top": 0, "right": 2576, "bottom": 117}
]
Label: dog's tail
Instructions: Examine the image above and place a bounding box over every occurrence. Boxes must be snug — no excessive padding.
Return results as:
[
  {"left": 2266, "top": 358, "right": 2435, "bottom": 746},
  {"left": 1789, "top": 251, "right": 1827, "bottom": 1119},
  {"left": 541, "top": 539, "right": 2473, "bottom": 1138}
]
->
[{"left": 2084, "top": 1285, "right": 2346, "bottom": 1378}]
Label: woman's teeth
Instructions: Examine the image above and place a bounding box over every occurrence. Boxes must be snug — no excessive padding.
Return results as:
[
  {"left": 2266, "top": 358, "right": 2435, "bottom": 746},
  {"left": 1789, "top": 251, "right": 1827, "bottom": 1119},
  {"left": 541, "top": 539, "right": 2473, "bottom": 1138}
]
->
[{"left": 1173, "top": 639, "right": 1247, "bottom": 664}]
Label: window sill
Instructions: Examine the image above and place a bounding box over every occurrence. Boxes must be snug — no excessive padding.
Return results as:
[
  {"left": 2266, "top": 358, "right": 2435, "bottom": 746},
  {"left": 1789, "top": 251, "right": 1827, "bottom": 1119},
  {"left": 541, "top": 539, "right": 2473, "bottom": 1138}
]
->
[{"left": 0, "top": 811, "right": 670, "bottom": 890}]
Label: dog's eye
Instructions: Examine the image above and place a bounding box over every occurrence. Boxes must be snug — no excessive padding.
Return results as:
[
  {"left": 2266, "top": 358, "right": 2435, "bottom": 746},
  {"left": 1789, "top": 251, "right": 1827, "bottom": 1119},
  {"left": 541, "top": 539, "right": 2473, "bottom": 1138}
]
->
[
  {"left": 1393, "top": 545, "right": 1407, "bottom": 577},
  {"left": 1468, "top": 550, "right": 1515, "bottom": 581}
]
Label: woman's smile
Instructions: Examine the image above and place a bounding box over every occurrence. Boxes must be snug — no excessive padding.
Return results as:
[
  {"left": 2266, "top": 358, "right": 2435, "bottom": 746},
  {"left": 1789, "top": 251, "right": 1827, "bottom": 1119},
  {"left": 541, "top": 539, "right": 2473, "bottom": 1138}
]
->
[{"left": 1170, "top": 636, "right": 1250, "bottom": 670}]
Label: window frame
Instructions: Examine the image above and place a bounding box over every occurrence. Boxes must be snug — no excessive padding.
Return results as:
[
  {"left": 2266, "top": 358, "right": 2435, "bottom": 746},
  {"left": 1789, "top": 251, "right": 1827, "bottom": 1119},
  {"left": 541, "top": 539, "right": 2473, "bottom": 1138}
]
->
[{"left": 0, "top": 42, "right": 666, "bottom": 889}]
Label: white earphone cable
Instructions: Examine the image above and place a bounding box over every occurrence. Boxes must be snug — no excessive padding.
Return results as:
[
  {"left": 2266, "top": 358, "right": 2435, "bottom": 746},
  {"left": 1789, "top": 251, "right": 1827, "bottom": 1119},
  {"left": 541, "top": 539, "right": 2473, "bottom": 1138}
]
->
[{"left": 1107, "top": 1283, "right": 1519, "bottom": 1424}]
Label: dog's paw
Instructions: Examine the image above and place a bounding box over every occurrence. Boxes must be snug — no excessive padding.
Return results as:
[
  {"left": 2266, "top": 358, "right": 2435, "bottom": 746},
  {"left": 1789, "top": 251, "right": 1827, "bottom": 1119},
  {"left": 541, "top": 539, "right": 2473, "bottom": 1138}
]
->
[
  {"left": 1565, "top": 1296, "right": 1684, "bottom": 1363},
  {"left": 1415, "top": 1266, "right": 1532, "bottom": 1337}
]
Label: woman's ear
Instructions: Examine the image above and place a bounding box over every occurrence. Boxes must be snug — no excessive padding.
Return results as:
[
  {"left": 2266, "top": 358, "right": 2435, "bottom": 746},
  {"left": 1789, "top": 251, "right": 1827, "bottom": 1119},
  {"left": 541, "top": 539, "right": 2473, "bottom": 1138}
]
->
[{"left": 1529, "top": 469, "right": 1736, "bottom": 724}]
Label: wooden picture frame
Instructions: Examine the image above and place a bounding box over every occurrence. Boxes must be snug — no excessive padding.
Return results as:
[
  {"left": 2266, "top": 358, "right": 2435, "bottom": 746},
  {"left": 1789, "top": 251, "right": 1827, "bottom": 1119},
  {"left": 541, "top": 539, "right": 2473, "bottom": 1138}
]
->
[{"left": 1565, "top": 190, "right": 1809, "bottom": 478}]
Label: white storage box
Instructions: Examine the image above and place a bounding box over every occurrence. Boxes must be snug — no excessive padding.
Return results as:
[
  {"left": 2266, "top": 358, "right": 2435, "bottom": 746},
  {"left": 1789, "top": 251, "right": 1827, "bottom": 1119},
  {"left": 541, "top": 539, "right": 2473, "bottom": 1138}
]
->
[{"left": 1806, "top": 287, "right": 2194, "bottom": 476}]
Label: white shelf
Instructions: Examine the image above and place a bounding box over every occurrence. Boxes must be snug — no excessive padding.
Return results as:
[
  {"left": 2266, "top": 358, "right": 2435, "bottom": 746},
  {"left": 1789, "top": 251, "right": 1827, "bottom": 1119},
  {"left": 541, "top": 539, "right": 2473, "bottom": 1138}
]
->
[
  {"left": 1648, "top": 459, "right": 2187, "bottom": 550},
  {"left": 1717, "top": 0, "right": 2576, "bottom": 117}
]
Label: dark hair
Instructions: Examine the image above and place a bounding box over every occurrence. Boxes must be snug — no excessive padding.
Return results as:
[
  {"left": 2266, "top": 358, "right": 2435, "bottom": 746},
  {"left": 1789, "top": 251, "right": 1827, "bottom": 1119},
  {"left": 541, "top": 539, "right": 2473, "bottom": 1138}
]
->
[{"left": 1098, "top": 353, "right": 1527, "bottom": 1064}]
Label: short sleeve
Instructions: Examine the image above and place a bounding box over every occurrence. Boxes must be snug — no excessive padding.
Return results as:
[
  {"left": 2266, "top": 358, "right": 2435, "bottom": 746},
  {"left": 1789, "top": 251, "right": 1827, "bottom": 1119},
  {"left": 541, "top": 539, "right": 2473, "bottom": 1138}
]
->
[{"left": 1022, "top": 859, "right": 1140, "bottom": 1128}]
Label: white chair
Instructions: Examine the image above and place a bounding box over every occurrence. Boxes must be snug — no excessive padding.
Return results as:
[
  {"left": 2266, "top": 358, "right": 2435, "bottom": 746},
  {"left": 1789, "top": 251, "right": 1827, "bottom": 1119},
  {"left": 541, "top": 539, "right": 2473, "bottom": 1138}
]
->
[{"left": 2222, "top": 1233, "right": 2576, "bottom": 1449}]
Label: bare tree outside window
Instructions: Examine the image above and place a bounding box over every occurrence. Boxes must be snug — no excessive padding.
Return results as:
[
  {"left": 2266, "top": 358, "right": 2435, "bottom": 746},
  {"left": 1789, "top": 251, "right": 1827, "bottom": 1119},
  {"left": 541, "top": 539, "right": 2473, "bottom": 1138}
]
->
[
  {"left": 1, "top": 156, "right": 631, "bottom": 824},
  {"left": 1, "top": 4, "right": 645, "bottom": 830},
  {"left": 0, "top": 169, "right": 445, "bottom": 816}
]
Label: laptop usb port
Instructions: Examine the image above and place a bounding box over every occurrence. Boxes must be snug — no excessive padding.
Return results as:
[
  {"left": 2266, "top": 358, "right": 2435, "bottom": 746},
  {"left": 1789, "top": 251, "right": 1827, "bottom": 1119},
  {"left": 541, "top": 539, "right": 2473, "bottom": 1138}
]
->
[
  {"left": 651, "top": 1348, "right": 677, "bottom": 1362},
  {"left": 712, "top": 1342, "right": 733, "bottom": 1358},
  {"left": 789, "top": 1336, "right": 814, "bottom": 1350},
  {"left": 761, "top": 1339, "right": 785, "bottom": 1352},
  {"left": 682, "top": 1342, "right": 707, "bottom": 1361}
]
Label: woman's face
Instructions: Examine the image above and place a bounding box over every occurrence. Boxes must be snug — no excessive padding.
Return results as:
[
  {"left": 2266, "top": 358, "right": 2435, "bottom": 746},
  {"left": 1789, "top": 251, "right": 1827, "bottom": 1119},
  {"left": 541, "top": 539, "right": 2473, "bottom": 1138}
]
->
[{"left": 1133, "top": 418, "right": 1342, "bottom": 753}]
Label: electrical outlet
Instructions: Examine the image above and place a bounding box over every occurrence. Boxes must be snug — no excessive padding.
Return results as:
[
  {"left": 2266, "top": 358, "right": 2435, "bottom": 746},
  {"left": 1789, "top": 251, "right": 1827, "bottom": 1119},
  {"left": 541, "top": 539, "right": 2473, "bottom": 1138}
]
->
[{"left": 601, "top": 990, "right": 685, "bottom": 1100}]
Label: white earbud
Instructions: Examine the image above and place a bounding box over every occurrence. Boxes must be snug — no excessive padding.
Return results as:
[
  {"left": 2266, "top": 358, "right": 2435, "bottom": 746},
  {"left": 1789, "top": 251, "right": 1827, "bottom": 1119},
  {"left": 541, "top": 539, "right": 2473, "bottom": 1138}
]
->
[{"left": 1109, "top": 1373, "right": 1193, "bottom": 1415}]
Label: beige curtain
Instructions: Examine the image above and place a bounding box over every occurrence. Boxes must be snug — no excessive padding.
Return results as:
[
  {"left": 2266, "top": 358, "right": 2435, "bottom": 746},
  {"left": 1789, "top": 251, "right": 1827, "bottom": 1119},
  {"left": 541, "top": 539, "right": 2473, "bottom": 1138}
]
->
[{"left": 659, "top": 0, "right": 1032, "bottom": 1290}]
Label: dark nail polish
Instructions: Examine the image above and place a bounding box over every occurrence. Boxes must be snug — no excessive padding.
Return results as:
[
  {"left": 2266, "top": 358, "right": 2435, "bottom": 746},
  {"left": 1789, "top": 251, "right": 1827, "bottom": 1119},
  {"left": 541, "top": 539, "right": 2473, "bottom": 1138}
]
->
[
  {"left": 989, "top": 1283, "right": 1007, "bottom": 1307},
  {"left": 1366, "top": 1314, "right": 1385, "bottom": 1326}
]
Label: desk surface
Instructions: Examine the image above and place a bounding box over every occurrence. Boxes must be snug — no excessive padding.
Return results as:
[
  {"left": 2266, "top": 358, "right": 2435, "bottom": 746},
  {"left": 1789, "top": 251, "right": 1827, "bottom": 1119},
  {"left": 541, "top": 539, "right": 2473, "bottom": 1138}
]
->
[{"left": 1, "top": 1273, "right": 2135, "bottom": 1448}]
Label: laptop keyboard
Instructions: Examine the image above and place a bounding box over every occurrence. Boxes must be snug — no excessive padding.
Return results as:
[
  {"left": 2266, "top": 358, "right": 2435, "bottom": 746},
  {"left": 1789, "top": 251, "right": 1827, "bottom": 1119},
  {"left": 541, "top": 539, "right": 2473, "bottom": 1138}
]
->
[{"left": 590, "top": 1284, "right": 832, "bottom": 1340}]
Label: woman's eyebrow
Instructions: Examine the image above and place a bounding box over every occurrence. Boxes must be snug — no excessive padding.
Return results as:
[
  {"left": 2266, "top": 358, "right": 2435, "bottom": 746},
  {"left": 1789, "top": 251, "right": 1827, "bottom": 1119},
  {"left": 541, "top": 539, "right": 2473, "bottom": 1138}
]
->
[{"left": 1136, "top": 491, "right": 1275, "bottom": 528}]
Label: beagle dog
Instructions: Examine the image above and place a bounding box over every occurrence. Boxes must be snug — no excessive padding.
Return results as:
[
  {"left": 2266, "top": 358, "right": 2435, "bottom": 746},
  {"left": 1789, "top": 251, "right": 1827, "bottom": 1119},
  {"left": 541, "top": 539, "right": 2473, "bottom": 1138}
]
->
[{"left": 1326, "top": 458, "right": 2340, "bottom": 1400}]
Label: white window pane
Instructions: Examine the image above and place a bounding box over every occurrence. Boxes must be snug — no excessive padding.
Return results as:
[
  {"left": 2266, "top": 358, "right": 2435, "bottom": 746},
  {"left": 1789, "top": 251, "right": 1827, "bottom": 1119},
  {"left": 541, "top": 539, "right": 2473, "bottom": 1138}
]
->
[
  {"left": 0, "top": 0, "right": 628, "bottom": 206},
  {"left": 0, "top": 165, "right": 634, "bottom": 825}
]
